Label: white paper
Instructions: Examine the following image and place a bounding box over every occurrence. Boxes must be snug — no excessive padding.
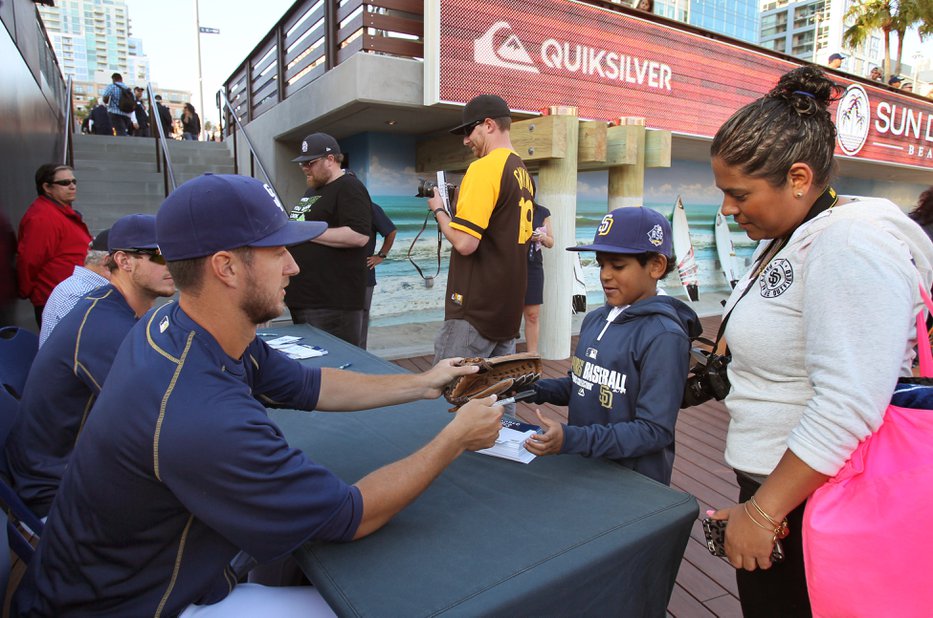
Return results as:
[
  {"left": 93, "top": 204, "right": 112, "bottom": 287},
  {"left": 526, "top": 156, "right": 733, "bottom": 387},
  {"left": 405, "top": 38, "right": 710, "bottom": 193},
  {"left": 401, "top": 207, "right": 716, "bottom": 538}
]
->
[
  {"left": 264, "top": 335, "right": 303, "bottom": 349},
  {"left": 277, "top": 344, "right": 328, "bottom": 360},
  {"left": 476, "top": 427, "right": 537, "bottom": 464}
]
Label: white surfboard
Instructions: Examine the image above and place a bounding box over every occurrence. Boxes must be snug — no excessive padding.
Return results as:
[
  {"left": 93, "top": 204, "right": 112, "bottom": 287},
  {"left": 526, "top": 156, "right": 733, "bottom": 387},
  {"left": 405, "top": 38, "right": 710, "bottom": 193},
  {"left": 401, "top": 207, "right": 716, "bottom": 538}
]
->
[
  {"left": 571, "top": 253, "right": 587, "bottom": 314},
  {"left": 671, "top": 196, "right": 699, "bottom": 302},
  {"left": 714, "top": 211, "right": 740, "bottom": 289}
]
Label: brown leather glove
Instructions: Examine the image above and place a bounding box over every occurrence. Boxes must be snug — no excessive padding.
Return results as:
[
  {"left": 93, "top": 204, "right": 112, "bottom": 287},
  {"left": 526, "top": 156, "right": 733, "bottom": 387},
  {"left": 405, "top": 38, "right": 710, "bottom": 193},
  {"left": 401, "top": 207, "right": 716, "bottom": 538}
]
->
[{"left": 443, "top": 353, "right": 542, "bottom": 412}]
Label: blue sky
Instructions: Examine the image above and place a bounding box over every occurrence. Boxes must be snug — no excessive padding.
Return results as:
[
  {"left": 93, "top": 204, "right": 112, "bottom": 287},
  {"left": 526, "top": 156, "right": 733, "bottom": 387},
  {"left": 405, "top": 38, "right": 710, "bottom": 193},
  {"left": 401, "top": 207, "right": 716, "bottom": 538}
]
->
[{"left": 125, "top": 0, "right": 294, "bottom": 115}]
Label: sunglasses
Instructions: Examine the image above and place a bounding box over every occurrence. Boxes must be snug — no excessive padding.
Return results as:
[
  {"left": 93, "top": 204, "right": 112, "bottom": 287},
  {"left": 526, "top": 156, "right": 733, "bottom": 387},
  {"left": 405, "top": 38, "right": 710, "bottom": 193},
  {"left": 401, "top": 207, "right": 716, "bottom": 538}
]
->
[
  {"left": 50, "top": 178, "right": 78, "bottom": 187},
  {"left": 298, "top": 157, "right": 324, "bottom": 168},
  {"left": 459, "top": 120, "right": 485, "bottom": 136},
  {"left": 113, "top": 248, "right": 166, "bottom": 265}
]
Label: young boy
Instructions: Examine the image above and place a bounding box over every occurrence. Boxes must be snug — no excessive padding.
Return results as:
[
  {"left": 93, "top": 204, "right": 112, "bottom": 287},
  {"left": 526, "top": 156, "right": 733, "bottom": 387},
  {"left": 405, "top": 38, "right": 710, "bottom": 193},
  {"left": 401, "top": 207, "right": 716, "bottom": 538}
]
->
[{"left": 525, "top": 207, "right": 700, "bottom": 485}]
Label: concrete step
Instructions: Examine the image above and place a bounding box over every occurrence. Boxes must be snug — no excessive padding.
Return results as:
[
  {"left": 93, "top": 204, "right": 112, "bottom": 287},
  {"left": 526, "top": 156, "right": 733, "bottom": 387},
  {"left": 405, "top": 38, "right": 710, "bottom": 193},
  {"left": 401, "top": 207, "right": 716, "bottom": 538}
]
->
[
  {"left": 72, "top": 133, "right": 238, "bottom": 234},
  {"left": 75, "top": 164, "right": 234, "bottom": 182}
]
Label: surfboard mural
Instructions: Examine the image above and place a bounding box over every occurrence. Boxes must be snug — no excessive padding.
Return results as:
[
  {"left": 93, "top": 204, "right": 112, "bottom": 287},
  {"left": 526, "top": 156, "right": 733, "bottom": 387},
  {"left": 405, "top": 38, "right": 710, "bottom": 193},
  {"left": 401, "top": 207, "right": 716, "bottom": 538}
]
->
[
  {"left": 672, "top": 196, "right": 699, "bottom": 302},
  {"left": 714, "top": 211, "right": 740, "bottom": 288}
]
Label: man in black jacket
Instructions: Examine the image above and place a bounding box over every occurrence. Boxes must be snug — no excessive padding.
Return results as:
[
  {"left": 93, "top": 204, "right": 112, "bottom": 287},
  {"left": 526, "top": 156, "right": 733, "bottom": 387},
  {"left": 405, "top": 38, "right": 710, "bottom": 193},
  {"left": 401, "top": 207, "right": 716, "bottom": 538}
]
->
[
  {"left": 154, "top": 95, "right": 173, "bottom": 139},
  {"left": 132, "top": 88, "right": 150, "bottom": 137}
]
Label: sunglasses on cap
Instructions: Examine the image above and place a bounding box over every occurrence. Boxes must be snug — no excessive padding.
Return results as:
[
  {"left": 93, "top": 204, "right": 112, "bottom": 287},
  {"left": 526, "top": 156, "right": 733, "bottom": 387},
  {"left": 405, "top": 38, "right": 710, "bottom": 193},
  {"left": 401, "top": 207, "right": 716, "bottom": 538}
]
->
[
  {"left": 50, "top": 178, "right": 78, "bottom": 187},
  {"left": 112, "top": 248, "right": 166, "bottom": 265}
]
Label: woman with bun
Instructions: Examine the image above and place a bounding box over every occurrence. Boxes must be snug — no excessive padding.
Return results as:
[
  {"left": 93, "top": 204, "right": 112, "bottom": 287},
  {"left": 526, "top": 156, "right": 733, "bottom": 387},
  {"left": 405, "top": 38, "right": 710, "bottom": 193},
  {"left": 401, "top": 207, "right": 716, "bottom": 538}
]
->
[{"left": 706, "top": 66, "right": 933, "bottom": 615}]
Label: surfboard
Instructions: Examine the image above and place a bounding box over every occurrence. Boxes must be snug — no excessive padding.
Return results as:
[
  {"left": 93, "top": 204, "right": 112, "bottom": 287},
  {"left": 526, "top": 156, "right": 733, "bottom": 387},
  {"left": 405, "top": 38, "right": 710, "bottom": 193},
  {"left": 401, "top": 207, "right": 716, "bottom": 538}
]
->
[
  {"left": 714, "top": 211, "right": 740, "bottom": 288},
  {"left": 671, "top": 196, "right": 699, "bottom": 302},
  {"left": 572, "top": 253, "right": 587, "bottom": 314}
]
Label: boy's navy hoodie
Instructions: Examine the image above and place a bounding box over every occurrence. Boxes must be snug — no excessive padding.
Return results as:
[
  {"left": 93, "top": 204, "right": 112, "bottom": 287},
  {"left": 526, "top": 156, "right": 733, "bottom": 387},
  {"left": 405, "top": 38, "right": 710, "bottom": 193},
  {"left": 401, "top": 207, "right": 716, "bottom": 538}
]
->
[{"left": 533, "top": 295, "right": 700, "bottom": 484}]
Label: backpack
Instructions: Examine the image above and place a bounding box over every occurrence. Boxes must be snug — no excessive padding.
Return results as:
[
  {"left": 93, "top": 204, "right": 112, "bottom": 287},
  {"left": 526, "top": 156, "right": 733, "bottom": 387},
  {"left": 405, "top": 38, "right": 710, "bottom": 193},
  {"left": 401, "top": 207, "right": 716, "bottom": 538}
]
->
[{"left": 117, "top": 85, "right": 136, "bottom": 114}]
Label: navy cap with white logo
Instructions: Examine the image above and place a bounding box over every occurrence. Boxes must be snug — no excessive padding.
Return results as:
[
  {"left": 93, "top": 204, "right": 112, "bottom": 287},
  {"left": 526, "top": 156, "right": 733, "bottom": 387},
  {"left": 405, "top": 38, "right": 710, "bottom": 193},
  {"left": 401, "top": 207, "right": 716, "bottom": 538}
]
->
[
  {"left": 292, "top": 133, "right": 341, "bottom": 163},
  {"left": 156, "top": 174, "right": 327, "bottom": 261},
  {"left": 567, "top": 207, "right": 672, "bottom": 258}
]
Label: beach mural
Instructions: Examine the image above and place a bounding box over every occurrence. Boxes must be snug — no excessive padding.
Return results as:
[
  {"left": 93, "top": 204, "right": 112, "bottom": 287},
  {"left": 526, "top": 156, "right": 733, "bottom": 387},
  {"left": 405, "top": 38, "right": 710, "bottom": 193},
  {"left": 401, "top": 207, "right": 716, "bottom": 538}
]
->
[{"left": 330, "top": 132, "right": 926, "bottom": 328}]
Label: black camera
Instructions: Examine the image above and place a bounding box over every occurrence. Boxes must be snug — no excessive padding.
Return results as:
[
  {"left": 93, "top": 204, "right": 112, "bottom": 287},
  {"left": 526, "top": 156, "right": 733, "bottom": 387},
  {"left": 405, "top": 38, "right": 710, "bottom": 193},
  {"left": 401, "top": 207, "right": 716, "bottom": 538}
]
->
[
  {"left": 416, "top": 177, "right": 455, "bottom": 199},
  {"left": 682, "top": 351, "right": 732, "bottom": 408}
]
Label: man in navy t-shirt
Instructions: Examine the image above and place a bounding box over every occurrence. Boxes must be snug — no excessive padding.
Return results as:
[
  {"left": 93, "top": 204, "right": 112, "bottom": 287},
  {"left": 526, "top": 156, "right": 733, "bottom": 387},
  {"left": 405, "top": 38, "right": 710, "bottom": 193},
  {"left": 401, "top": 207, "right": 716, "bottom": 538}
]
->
[
  {"left": 6, "top": 214, "right": 175, "bottom": 517},
  {"left": 14, "top": 174, "right": 502, "bottom": 617}
]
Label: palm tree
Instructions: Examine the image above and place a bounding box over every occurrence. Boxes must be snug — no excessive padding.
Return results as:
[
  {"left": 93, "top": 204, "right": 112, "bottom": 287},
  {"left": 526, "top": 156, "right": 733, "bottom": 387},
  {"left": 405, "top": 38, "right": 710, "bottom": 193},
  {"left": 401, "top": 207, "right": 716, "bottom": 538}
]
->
[{"left": 843, "top": 0, "right": 933, "bottom": 79}]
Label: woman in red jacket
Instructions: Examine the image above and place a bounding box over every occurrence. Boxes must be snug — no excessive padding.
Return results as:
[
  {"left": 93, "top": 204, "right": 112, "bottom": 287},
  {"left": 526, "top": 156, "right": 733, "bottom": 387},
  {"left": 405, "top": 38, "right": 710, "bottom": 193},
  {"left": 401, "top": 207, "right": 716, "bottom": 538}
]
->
[{"left": 17, "top": 164, "right": 91, "bottom": 326}]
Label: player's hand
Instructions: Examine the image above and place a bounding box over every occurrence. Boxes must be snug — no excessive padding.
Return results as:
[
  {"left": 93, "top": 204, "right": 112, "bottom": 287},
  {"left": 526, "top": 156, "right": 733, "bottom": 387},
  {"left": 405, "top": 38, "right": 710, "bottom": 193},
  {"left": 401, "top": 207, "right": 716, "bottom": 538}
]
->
[
  {"left": 524, "top": 410, "right": 564, "bottom": 456},
  {"left": 427, "top": 193, "right": 442, "bottom": 213},
  {"left": 448, "top": 395, "right": 502, "bottom": 451},
  {"left": 419, "top": 358, "right": 478, "bottom": 399}
]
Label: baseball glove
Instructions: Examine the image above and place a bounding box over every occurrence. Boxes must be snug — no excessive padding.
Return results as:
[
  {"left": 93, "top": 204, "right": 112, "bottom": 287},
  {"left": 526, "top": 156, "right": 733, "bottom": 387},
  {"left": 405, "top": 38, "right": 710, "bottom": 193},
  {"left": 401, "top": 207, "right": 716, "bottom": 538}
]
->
[{"left": 443, "top": 353, "right": 542, "bottom": 411}]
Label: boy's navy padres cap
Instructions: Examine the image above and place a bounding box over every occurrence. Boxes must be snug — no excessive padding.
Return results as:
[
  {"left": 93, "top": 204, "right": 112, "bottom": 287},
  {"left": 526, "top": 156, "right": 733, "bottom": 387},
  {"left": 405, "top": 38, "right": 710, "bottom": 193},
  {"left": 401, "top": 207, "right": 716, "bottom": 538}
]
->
[
  {"left": 292, "top": 133, "right": 341, "bottom": 163},
  {"left": 156, "top": 174, "right": 327, "bottom": 261},
  {"left": 109, "top": 214, "right": 159, "bottom": 251},
  {"left": 567, "top": 207, "right": 672, "bottom": 258},
  {"left": 449, "top": 94, "right": 511, "bottom": 135}
]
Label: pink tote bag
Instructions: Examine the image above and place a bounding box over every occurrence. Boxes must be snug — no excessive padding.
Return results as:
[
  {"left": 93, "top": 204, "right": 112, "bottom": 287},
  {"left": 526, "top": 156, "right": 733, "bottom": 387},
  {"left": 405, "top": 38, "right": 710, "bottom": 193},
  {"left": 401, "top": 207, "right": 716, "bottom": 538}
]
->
[{"left": 802, "top": 287, "right": 933, "bottom": 618}]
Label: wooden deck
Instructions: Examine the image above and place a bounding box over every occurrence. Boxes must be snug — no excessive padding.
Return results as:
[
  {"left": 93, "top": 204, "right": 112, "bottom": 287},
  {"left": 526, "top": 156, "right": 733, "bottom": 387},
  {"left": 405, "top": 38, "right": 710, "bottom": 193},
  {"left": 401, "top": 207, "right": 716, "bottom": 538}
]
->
[{"left": 392, "top": 315, "right": 742, "bottom": 617}]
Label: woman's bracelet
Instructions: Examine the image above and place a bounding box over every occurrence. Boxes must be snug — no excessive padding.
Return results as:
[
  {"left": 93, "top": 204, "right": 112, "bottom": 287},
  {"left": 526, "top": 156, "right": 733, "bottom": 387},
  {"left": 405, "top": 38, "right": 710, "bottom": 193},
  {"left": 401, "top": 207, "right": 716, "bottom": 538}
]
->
[{"left": 749, "top": 495, "right": 789, "bottom": 540}]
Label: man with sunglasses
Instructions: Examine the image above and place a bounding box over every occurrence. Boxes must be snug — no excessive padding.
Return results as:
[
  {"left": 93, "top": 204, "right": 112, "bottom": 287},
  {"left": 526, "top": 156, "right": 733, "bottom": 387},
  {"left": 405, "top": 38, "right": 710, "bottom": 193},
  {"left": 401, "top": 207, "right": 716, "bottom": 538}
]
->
[
  {"left": 16, "top": 163, "right": 92, "bottom": 326},
  {"left": 428, "top": 95, "right": 535, "bottom": 366},
  {"left": 287, "top": 133, "right": 372, "bottom": 347},
  {"left": 6, "top": 214, "right": 176, "bottom": 519}
]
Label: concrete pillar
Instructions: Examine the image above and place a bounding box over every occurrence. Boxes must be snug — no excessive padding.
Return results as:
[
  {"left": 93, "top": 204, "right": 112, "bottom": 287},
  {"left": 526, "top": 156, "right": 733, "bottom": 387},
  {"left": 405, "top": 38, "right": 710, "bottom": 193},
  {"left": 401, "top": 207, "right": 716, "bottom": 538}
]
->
[
  {"left": 608, "top": 117, "right": 646, "bottom": 211},
  {"left": 535, "top": 107, "right": 579, "bottom": 360}
]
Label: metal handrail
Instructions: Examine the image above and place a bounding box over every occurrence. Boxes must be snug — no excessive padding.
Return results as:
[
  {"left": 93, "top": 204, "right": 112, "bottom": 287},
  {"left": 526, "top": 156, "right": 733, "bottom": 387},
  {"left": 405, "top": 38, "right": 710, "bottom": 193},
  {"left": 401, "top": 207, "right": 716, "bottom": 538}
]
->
[
  {"left": 62, "top": 75, "right": 74, "bottom": 166},
  {"left": 217, "top": 88, "right": 280, "bottom": 203},
  {"left": 145, "top": 83, "right": 178, "bottom": 195}
]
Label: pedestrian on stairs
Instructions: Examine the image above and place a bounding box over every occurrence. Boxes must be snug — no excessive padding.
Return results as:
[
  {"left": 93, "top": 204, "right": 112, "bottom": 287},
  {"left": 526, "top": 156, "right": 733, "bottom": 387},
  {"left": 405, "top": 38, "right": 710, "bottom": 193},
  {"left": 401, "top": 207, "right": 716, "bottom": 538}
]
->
[{"left": 100, "top": 73, "right": 133, "bottom": 137}]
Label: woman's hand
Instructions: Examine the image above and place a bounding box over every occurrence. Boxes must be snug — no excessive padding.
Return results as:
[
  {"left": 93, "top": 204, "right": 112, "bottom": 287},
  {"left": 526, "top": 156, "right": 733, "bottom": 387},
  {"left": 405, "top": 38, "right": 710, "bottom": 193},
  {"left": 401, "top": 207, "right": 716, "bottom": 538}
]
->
[{"left": 708, "top": 503, "right": 780, "bottom": 571}]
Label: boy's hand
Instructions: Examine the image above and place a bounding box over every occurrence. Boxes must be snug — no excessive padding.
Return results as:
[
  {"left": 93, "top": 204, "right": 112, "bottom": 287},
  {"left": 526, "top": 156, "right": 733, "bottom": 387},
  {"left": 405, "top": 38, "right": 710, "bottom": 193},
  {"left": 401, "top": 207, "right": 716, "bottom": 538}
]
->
[{"left": 524, "top": 410, "right": 564, "bottom": 456}]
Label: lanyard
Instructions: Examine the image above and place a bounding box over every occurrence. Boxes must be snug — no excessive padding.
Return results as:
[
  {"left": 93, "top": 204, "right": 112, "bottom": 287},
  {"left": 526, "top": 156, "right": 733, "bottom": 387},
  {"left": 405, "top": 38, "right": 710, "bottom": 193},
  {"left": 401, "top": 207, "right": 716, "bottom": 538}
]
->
[{"left": 407, "top": 210, "right": 442, "bottom": 287}]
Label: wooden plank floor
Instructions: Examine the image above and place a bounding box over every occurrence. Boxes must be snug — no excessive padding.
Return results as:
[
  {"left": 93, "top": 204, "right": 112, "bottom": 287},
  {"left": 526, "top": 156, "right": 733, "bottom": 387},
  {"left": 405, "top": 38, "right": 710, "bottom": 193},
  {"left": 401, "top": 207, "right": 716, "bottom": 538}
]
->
[{"left": 392, "top": 315, "right": 742, "bottom": 617}]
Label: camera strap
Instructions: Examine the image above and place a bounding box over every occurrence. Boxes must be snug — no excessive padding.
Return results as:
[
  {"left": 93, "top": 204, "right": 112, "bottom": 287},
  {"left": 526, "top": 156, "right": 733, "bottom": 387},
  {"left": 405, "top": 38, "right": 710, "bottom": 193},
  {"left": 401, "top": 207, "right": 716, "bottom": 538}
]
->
[
  {"left": 407, "top": 210, "right": 442, "bottom": 284},
  {"left": 713, "top": 185, "right": 838, "bottom": 351}
]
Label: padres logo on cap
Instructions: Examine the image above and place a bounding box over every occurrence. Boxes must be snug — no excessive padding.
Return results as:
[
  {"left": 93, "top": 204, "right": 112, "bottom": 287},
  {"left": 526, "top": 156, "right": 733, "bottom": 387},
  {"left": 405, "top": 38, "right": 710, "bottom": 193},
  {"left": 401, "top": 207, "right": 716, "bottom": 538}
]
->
[
  {"left": 597, "top": 214, "right": 614, "bottom": 236},
  {"left": 301, "top": 141, "right": 308, "bottom": 153},
  {"left": 262, "top": 184, "right": 286, "bottom": 213}
]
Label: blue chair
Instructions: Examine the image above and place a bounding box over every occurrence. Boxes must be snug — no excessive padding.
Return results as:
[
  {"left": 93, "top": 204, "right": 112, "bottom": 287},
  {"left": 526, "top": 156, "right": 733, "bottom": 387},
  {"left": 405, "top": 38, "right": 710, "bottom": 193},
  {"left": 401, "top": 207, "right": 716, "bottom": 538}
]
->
[
  {"left": 0, "top": 327, "right": 38, "bottom": 399},
  {"left": 0, "top": 387, "right": 19, "bottom": 473}
]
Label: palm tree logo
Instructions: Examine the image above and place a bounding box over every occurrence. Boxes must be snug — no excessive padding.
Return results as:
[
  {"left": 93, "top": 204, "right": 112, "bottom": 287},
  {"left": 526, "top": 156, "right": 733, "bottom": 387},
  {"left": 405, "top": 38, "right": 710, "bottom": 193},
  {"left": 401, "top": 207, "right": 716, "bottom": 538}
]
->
[{"left": 835, "top": 85, "right": 871, "bottom": 156}]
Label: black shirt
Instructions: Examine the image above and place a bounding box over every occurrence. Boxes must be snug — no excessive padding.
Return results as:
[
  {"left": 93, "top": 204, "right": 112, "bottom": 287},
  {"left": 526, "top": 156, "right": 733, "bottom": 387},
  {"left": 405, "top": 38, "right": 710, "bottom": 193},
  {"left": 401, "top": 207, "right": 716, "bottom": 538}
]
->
[{"left": 287, "top": 173, "right": 373, "bottom": 310}]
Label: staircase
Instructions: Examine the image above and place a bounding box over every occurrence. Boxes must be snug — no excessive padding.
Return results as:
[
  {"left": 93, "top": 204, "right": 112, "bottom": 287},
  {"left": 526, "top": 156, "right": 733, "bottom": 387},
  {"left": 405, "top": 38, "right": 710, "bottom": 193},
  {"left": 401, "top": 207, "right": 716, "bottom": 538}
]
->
[{"left": 71, "top": 134, "right": 236, "bottom": 233}]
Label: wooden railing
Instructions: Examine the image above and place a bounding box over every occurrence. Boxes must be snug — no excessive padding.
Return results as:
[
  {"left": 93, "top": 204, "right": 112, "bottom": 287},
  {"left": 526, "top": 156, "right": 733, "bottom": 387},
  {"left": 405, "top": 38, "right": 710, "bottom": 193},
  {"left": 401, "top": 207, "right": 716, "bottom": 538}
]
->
[{"left": 222, "top": 0, "right": 423, "bottom": 131}]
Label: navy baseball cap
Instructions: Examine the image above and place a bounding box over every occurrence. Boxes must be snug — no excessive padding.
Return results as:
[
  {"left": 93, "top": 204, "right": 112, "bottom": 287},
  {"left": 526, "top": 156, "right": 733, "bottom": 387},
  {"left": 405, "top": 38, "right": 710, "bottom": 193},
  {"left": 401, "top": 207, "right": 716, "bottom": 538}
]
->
[
  {"left": 109, "top": 214, "right": 159, "bottom": 251},
  {"left": 292, "top": 133, "right": 341, "bottom": 163},
  {"left": 828, "top": 53, "right": 845, "bottom": 62},
  {"left": 449, "top": 94, "right": 511, "bottom": 135},
  {"left": 888, "top": 75, "right": 903, "bottom": 85},
  {"left": 568, "top": 207, "right": 672, "bottom": 258},
  {"left": 156, "top": 174, "right": 327, "bottom": 261}
]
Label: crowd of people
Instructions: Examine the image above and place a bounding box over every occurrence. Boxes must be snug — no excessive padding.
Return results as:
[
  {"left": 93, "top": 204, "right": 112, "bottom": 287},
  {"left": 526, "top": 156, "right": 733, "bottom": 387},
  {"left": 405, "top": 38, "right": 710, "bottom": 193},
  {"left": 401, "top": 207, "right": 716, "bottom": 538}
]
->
[
  {"left": 80, "top": 72, "right": 202, "bottom": 140},
  {"left": 825, "top": 52, "right": 930, "bottom": 96},
  {"left": 5, "top": 69, "right": 933, "bottom": 616}
]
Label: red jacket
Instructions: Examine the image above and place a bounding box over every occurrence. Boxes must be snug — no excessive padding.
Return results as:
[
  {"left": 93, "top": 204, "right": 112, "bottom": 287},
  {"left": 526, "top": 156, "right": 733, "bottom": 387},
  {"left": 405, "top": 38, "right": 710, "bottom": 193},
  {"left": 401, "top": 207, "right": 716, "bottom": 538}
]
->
[{"left": 16, "top": 195, "right": 92, "bottom": 307}]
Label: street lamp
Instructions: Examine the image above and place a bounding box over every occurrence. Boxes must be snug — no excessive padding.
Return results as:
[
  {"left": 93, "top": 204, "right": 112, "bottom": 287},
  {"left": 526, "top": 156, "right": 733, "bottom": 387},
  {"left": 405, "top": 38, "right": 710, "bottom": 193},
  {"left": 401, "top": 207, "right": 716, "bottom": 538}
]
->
[
  {"left": 195, "top": 0, "right": 205, "bottom": 139},
  {"left": 912, "top": 51, "right": 923, "bottom": 90}
]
